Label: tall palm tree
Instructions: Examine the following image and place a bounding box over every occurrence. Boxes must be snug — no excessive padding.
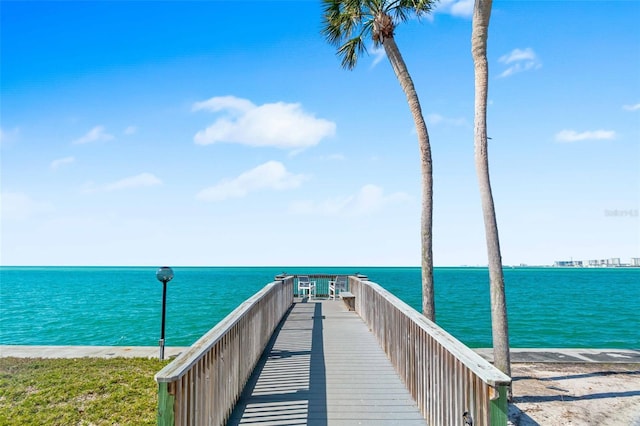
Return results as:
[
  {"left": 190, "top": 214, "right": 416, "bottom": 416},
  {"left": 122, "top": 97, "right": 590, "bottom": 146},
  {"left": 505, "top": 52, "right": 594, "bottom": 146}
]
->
[
  {"left": 322, "top": 0, "right": 437, "bottom": 320},
  {"left": 471, "top": 0, "right": 512, "bottom": 385}
]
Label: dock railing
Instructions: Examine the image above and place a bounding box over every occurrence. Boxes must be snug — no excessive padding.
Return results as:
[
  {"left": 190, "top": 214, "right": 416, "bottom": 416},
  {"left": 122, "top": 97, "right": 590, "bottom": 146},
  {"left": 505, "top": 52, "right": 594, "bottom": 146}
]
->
[
  {"left": 154, "top": 276, "right": 294, "bottom": 426},
  {"left": 350, "top": 275, "right": 512, "bottom": 426},
  {"left": 292, "top": 273, "right": 336, "bottom": 298}
]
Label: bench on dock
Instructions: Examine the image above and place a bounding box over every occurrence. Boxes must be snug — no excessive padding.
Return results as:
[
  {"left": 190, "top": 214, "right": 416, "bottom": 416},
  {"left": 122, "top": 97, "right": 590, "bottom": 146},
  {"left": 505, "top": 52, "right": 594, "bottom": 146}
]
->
[{"left": 340, "top": 291, "right": 355, "bottom": 311}]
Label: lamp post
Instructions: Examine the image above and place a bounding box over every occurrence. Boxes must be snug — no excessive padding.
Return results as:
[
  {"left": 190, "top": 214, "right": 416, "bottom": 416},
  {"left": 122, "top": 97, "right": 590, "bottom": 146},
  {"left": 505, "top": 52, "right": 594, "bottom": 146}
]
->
[{"left": 156, "top": 266, "right": 174, "bottom": 360}]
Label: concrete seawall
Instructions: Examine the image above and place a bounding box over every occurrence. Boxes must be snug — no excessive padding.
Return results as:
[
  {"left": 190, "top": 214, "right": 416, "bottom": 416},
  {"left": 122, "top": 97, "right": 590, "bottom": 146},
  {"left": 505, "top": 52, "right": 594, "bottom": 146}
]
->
[
  {"left": 1, "top": 345, "right": 638, "bottom": 363},
  {"left": 0, "top": 345, "right": 189, "bottom": 359}
]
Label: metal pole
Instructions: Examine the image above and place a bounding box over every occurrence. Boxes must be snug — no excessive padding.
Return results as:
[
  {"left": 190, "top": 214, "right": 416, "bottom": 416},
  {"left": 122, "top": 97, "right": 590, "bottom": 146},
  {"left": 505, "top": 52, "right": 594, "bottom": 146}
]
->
[{"left": 160, "top": 281, "right": 167, "bottom": 360}]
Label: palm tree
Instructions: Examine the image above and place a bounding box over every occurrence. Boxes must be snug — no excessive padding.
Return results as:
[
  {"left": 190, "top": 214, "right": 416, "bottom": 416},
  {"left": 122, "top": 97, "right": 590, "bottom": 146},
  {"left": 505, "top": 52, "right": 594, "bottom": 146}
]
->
[
  {"left": 322, "top": 0, "right": 437, "bottom": 320},
  {"left": 471, "top": 0, "right": 512, "bottom": 385}
]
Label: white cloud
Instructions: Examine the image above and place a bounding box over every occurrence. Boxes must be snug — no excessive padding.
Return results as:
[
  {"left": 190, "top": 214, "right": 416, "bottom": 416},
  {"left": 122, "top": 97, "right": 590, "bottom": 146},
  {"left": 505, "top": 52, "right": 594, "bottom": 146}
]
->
[
  {"left": 0, "top": 192, "right": 53, "bottom": 221},
  {"left": 622, "top": 103, "right": 640, "bottom": 111},
  {"left": 555, "top": 129, "right": 616, "bottom": 143},
  {"left": 500, "top": 48, "right": 536, "bottom": 64},
  {"left": 289, "top": 184, "right": 411, "bottom": 217},
  {"left": 193, "top": 96, "right": 336, "bottom": 150},
  {"left": 124, "top": 125, "right": 138, "bottom": 135},
  {"left": 196, "top": 161, "right": 305, "bottom": 202},
  {"left": 322, "top": 153, "right": 346, "bottom": 161},
  {"left": 104, "top": 173, "right": 162, "bottom": 191},
  {"left": 450, "top": 0, "right": 474, "bottom": 17},
  {"left": 498, "top": 48, "right": 542, "bottom": 78},
  {"left": 0, "top": 127, "right": 20, "bottom": 146},
  {"left": 193, "top": 95, "right": 254, "bottom": 114},
  {"left": 72, "top": 126, "right": 114, "bottom": 145},
  {"left": 427, "top": 114, "right": 443, "bottom": 125},
  {"left": 370, "top": 45, "right": 386, "bottom": 68},
  {"left": 80, "top": 181, "right": 97, "bottom": 194},
  {"left": 50, "top": 156, "right": 75, "bottom": 170},
  {"left": 434, "top": 0, "right": 474, "bottom": 18},
  {"left": 426, "top": 113, "right": 467, "bottom": 127}
]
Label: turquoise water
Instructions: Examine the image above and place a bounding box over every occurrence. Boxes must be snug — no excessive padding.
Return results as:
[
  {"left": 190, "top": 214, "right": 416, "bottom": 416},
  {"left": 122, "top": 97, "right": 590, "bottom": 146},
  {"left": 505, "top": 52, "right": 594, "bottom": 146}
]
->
[{"left": 0, "top": 266, "right": 638, "bottom": 348}]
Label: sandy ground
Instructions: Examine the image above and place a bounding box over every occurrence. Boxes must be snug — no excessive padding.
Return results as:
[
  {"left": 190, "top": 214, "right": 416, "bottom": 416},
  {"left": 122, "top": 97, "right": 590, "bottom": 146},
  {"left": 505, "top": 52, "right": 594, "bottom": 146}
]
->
[{"left": 508, "top": 363, "right": 640, "bottom": 426}]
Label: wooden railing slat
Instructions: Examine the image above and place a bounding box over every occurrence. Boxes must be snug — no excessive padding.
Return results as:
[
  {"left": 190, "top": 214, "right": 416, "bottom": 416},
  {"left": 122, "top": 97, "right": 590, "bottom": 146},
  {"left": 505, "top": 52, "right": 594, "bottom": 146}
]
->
[
  {"left": 351, "top": 276, "right": 511, "bottom": 426},
  {"left": 155, "top": 277, "right": 293, "bottom": 426}
]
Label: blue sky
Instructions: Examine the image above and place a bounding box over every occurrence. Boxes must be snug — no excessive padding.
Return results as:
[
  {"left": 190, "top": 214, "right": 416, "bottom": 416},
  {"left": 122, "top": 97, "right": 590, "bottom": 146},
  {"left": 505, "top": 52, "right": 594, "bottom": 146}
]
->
[{"left": 1, "top": 0, "right": 638, "bottom": 267}]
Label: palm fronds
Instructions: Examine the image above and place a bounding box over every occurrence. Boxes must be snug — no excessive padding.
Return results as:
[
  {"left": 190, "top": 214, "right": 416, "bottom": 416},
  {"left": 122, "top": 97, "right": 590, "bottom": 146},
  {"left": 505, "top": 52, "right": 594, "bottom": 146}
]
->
[{"left": 321, "top": 0, "right": 436, "bottom": 69}]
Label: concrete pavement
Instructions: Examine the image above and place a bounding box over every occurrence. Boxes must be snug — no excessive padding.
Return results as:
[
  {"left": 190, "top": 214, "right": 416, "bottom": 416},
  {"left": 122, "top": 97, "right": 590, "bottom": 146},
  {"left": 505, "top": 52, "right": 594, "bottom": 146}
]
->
[
  {"left": 474, "top": 348, "right": 640, "bottom": 363},
  {"left": 0, "top": 345, "right": 189, "bottom": 359},
  {"left": 2, "top": 345, "right": 638, "bottom": 363}
]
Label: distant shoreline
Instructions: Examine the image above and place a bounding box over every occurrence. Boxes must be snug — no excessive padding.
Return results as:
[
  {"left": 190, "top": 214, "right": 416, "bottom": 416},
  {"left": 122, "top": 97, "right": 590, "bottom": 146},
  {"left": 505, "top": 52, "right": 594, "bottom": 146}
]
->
[
  {"left": 2, "top": 265, "right": 415, "bottom": 268},
  {"left": 1, "top": 264, "right": 639, "bottom": 269}
]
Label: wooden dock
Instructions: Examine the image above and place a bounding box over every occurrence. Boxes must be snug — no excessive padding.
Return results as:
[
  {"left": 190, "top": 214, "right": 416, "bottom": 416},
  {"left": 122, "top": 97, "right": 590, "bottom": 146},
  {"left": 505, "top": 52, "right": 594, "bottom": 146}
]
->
[
  {"left": 227, "top": 299, "right": 427, "bottom": 425},
  {"left": 155, "top": 275, "right": 511, "bottom": 426}
]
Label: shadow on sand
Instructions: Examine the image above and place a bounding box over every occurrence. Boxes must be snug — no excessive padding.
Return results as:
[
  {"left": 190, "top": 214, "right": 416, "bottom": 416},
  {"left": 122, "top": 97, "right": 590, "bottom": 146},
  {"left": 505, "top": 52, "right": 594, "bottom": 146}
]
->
[{"left": 508, "top": 404, "right": 541, "bottom": 426}]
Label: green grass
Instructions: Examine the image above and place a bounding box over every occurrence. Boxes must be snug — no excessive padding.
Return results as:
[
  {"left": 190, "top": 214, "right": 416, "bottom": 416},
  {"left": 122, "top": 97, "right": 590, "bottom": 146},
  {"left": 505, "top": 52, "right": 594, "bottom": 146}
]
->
[{"left": 0, "top": 357, "right": 169, "bottom": 426}]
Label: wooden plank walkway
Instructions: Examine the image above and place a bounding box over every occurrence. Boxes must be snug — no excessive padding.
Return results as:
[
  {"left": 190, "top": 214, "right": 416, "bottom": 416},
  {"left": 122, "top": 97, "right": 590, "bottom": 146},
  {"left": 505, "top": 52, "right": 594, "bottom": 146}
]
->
[{"left": 227, "top": 299, "right": 427, "bottom": 426}]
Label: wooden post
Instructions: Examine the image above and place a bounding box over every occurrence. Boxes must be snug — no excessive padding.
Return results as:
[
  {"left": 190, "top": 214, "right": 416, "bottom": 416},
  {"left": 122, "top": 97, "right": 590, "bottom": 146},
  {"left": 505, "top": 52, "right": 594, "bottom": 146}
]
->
[
  {"left": 490, "top": 385, "right": 508, "bottom": 425},
  {"left": 157, "top": 382, "right": 175, "bottom": 426}
]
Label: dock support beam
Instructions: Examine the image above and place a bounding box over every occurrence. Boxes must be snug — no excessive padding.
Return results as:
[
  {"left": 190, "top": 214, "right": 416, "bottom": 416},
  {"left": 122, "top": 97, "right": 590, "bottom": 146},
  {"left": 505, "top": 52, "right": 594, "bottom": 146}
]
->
[
  {"left": 490, "top": 384, "right": 508, "bottom": 425},
  {"left": 157, "top": 382, "right": 175, "bottom": 426}
]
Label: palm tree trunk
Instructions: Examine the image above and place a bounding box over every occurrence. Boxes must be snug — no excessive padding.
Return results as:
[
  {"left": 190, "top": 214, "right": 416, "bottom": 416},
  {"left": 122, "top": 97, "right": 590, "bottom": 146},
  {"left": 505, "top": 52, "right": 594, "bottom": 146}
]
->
[
  {"left": 383, "top": 36, "right": 435, "bottom": 321},
  {"left": 472, "top": 0, "right": 512, "bottom": 388}
]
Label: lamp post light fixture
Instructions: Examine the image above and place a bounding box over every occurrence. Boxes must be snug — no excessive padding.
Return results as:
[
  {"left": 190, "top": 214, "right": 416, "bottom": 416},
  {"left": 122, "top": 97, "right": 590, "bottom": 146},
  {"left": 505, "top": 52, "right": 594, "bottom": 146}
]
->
[{"left": 156, "top": 266, "right": 174, "bottom": 360}]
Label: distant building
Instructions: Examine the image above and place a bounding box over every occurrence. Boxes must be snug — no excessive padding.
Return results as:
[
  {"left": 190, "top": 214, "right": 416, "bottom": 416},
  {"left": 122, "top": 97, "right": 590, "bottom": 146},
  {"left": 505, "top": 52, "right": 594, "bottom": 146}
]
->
[
  {"left": 554, "top": 260, "right": 582, "bottom": 267},
  {"left": 607, "top": 258, "right": 621, "bottom": 266},
  {"left": 556, "top": 258, "right": 637, "bottom": 267}
]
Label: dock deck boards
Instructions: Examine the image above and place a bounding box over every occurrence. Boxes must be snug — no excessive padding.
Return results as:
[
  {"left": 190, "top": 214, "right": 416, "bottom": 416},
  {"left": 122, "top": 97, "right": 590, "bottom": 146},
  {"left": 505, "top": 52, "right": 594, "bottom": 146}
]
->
[{"left": 227, "top": 299, "right": 426, "bottom": 426}]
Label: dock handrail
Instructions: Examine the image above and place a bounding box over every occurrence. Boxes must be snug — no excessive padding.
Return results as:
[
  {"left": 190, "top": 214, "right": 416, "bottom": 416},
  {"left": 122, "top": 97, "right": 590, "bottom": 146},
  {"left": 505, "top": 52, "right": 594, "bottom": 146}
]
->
[
  {"left": 155, "top": 276, "right": 294, "bottom": 426},
  {"left": 350, "top": 275, "right": 511, "bottom": 426}
]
